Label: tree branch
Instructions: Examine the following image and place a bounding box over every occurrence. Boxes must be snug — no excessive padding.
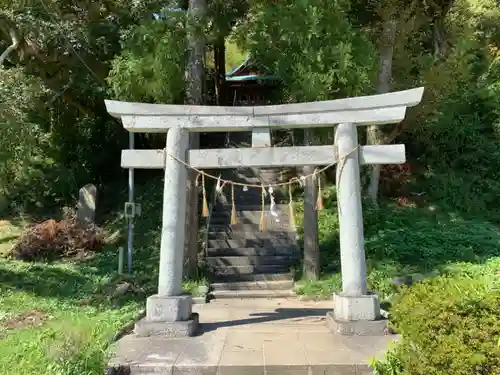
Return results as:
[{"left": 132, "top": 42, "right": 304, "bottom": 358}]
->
[
  {"left": 0, "top": 16, "right": 97, "bottom": 116},
  {"left": 0, "top": 29, "right": 20, "bottom": 67}
]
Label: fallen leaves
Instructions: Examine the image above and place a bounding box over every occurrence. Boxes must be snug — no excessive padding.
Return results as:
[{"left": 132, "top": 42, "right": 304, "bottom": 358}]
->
[{"left": 8, "top": 217, "right": 106, "bottom": 261}]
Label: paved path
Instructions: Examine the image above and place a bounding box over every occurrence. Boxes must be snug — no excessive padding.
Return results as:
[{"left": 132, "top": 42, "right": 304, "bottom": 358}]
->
[{"left": 108, "top": 298, "right": 395, "bottom": 375}]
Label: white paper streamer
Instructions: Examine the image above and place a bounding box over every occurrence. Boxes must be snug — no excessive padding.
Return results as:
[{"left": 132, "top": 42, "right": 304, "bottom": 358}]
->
[
  {"left": 268, "top": 187, "right": 280, "bottom": 223},
  {"left": 215, "top": 176, "right": 227, "bottom": 198},
  {"left": 298, "top": 175, "right": 306, "bottom": 187},
  {"left": 215, "top": 176, "right": 222, "bottom": 193}
]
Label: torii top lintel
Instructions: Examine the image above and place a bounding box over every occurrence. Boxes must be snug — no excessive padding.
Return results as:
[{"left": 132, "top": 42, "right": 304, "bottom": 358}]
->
[{"left": 105, "top": 87, "right": 424, "bottom": 133}]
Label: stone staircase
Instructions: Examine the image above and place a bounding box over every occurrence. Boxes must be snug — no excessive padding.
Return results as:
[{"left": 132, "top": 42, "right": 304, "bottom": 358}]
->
[
  {"left": 206, "top": 203, "right": 300, "bottom": 299},
  {"left": 204, "top": 134, "right": 300, "bottom": 299}
]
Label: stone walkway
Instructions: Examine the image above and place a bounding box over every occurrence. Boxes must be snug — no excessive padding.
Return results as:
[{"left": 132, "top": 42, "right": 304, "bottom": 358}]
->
[{"left": 108, "top": 298, "right": 396, "bottom": 375}]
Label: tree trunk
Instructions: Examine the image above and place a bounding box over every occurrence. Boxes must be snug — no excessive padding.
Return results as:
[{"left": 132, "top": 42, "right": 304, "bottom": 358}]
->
[
  {"left": 425, "top": 0, "right": 454, "bottom": 59},
  {"left": 214, "top": 36, "right": 226, "bottom": 105},
  {"left": 367, "top": 19, "right": 397, "bottom": 207},
  {"left": 184, "top": 0, "right": 206, "bottom": 279},
  {"left": 302, "top": 129, "right": 319, "bottom": 280},
  {"left": 432, "top": 16, "right": 450, "bottom": 59}
]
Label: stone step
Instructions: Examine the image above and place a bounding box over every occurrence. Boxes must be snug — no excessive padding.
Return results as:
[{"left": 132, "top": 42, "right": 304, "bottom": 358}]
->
[
  {"left": 214, "top": 204, "right": 291, "bottom": 213},
  {"left": 229, "top": 195, "right": 288, "bottom": 206},
  {"left": 206, "top": 255, "right": 297, "bottom": 267},
  {"left": 208, "top": 216, "right": 266, "bottom": 224},
  {"left": 207, "top": 231, "right": 295, "bottom": 241},
  {"left": 208, "top": 216, "right": 291, "bottom": 226},
  {"left": 211, "top": 289, "right": 296, "bottom": 299},
  {"left": 230, "top": 194, "right": 287, "bottom": 204},
  {"left": 213, "top": 205, "right": 264, "bottom": 213},
  {"left": 211, "top": 272, "right": 293, "bottom": 282},
  {"left": 207, "top": 238, "right": 297, "bottom": 249},
  {"left": 222, "top": 213, "right": 289, "bottom": 222},
  {"left": 212, "top": 264, "right": 289, "bottom": 276},
  {"left": 206, "top": 246, "right": 299, "bottom": 257},
  {"left": 211, "top": 280, "right": 295, "bottom": 291},
  {"left": 208, "top": 223, "right": 293, "bottom": 233},
  {"left": 211, "top": 210, "right": 290, "bottom": 220}
]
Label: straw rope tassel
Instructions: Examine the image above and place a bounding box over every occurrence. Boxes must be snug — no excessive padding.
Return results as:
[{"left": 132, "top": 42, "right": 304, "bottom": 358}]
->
[
  {"left": 259, "top": 184, "right": 266, "bottom": 232},
  {"left": 288, "top": 182, "right": 296, "bottom": 229},
  {"left": 201, "top": 173, "right": 209, "bottom": 217},
  {"left": 316, "top": 170, "right": 324, "bottom": 211},
  {"left": 230, "top": 184, "right": 238, "bottom": 225}
]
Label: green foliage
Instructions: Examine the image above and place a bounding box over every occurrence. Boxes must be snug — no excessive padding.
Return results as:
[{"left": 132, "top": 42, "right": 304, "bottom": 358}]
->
[
  {"left": 0, "top": 0, "right": 172, "bottom": 212},
  {"left": 295, "top": 186, "right": 500, "bottom": 299},
  {"left": 207, "top": 0, "right": 249, "bottom": 40},
  {"left": 382, "top": 2, "right": 500, "bottom": 222},
  {"left": 0, "top": 66, "right": 127, "bottom": 212},
  {"left": 234, "top": 0, "right": 376, "bottom": 102},
  {"left": 0, "top": 68, "right": 76, "bottom": 210},
  {"left": 374, "top": 274, "right": 500, "bottom": 375},
  {"left": 295, "top": 274, "right": 341, "bottom": 300},
  {"left": 108, "top": 13, "right": 188, "bottom": 103}
]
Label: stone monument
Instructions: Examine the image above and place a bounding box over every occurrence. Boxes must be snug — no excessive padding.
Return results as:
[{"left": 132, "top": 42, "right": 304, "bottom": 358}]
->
[{"left": 77, "top": 183, "right": 97, "bottom": 227}]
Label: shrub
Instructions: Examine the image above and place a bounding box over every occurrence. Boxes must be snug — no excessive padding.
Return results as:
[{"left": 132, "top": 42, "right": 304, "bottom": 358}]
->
[{"left": 374, "top": 275, "right": 500, "bottom": 375}]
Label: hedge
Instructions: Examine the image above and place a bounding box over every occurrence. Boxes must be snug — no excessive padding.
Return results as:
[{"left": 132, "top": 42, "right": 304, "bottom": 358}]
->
[{"left": 373, "top": 274, "right": 500, "bottom": 375}]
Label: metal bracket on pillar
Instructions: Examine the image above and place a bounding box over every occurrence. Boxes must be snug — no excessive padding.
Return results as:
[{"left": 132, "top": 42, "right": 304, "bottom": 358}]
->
[{"left": 124, "top": 202, "right": 142, "bottom": 218}]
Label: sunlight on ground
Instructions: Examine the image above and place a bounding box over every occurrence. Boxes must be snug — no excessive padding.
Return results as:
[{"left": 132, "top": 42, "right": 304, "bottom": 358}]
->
[
  {"left": 294, "top": 197, "right": 500, "bottom": 299},
  {"left": 0, "top": 219, "right": 24, "bottom": 256}
]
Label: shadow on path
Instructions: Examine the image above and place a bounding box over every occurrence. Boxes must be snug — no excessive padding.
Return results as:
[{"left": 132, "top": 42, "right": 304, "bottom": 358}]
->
[{"left": 197, "top": 307, "right": 330, "bottom": 334}]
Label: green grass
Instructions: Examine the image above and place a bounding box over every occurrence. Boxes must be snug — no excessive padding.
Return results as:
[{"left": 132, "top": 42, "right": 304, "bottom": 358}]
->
[
  {"left": 294, "top": 186, "right": 500, "bottom": 300},
  {"left": 0, "top": 180, "right": 205, "bottom": 375}
]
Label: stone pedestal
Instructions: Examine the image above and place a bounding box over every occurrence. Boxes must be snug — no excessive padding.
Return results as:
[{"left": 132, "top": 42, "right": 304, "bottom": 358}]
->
[
  {"left": 135, "top": 295, "right": 199, "bottom": 337},
  {"left": 326, "top": 311, "right": 388, "bottom": 336},
  {"left": 327, "top": 293, "right": 388, "bottom": 336}
]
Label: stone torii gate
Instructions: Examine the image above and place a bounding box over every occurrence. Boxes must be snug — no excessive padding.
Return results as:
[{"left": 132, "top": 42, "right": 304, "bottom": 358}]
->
[{"left": 105, "top": 87, "right": 424, "bottom": 337}]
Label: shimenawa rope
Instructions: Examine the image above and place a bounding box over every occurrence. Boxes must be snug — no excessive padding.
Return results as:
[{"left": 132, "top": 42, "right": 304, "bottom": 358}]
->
[{"left": 161, "top": 143, "right": 359, "bottom": 231}]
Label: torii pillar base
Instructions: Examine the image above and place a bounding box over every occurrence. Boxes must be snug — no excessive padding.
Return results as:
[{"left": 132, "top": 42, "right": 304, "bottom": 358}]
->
[
  {"left": 135, "top": 295, "right": 199, "bottom": 337},
  {"left": 327, "top": 293, "right": 388, "bottom": 336}
]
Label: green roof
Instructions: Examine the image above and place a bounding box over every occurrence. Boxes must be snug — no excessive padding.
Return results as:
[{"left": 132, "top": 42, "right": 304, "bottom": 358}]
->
[{"left": 226, "top": 57, "right": 278, "bottom": 82}]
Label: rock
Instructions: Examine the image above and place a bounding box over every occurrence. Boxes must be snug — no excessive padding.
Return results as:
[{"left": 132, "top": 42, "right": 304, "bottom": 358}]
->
[{"left": 77, "top": 184, "right": 97, "bottom": 227}]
